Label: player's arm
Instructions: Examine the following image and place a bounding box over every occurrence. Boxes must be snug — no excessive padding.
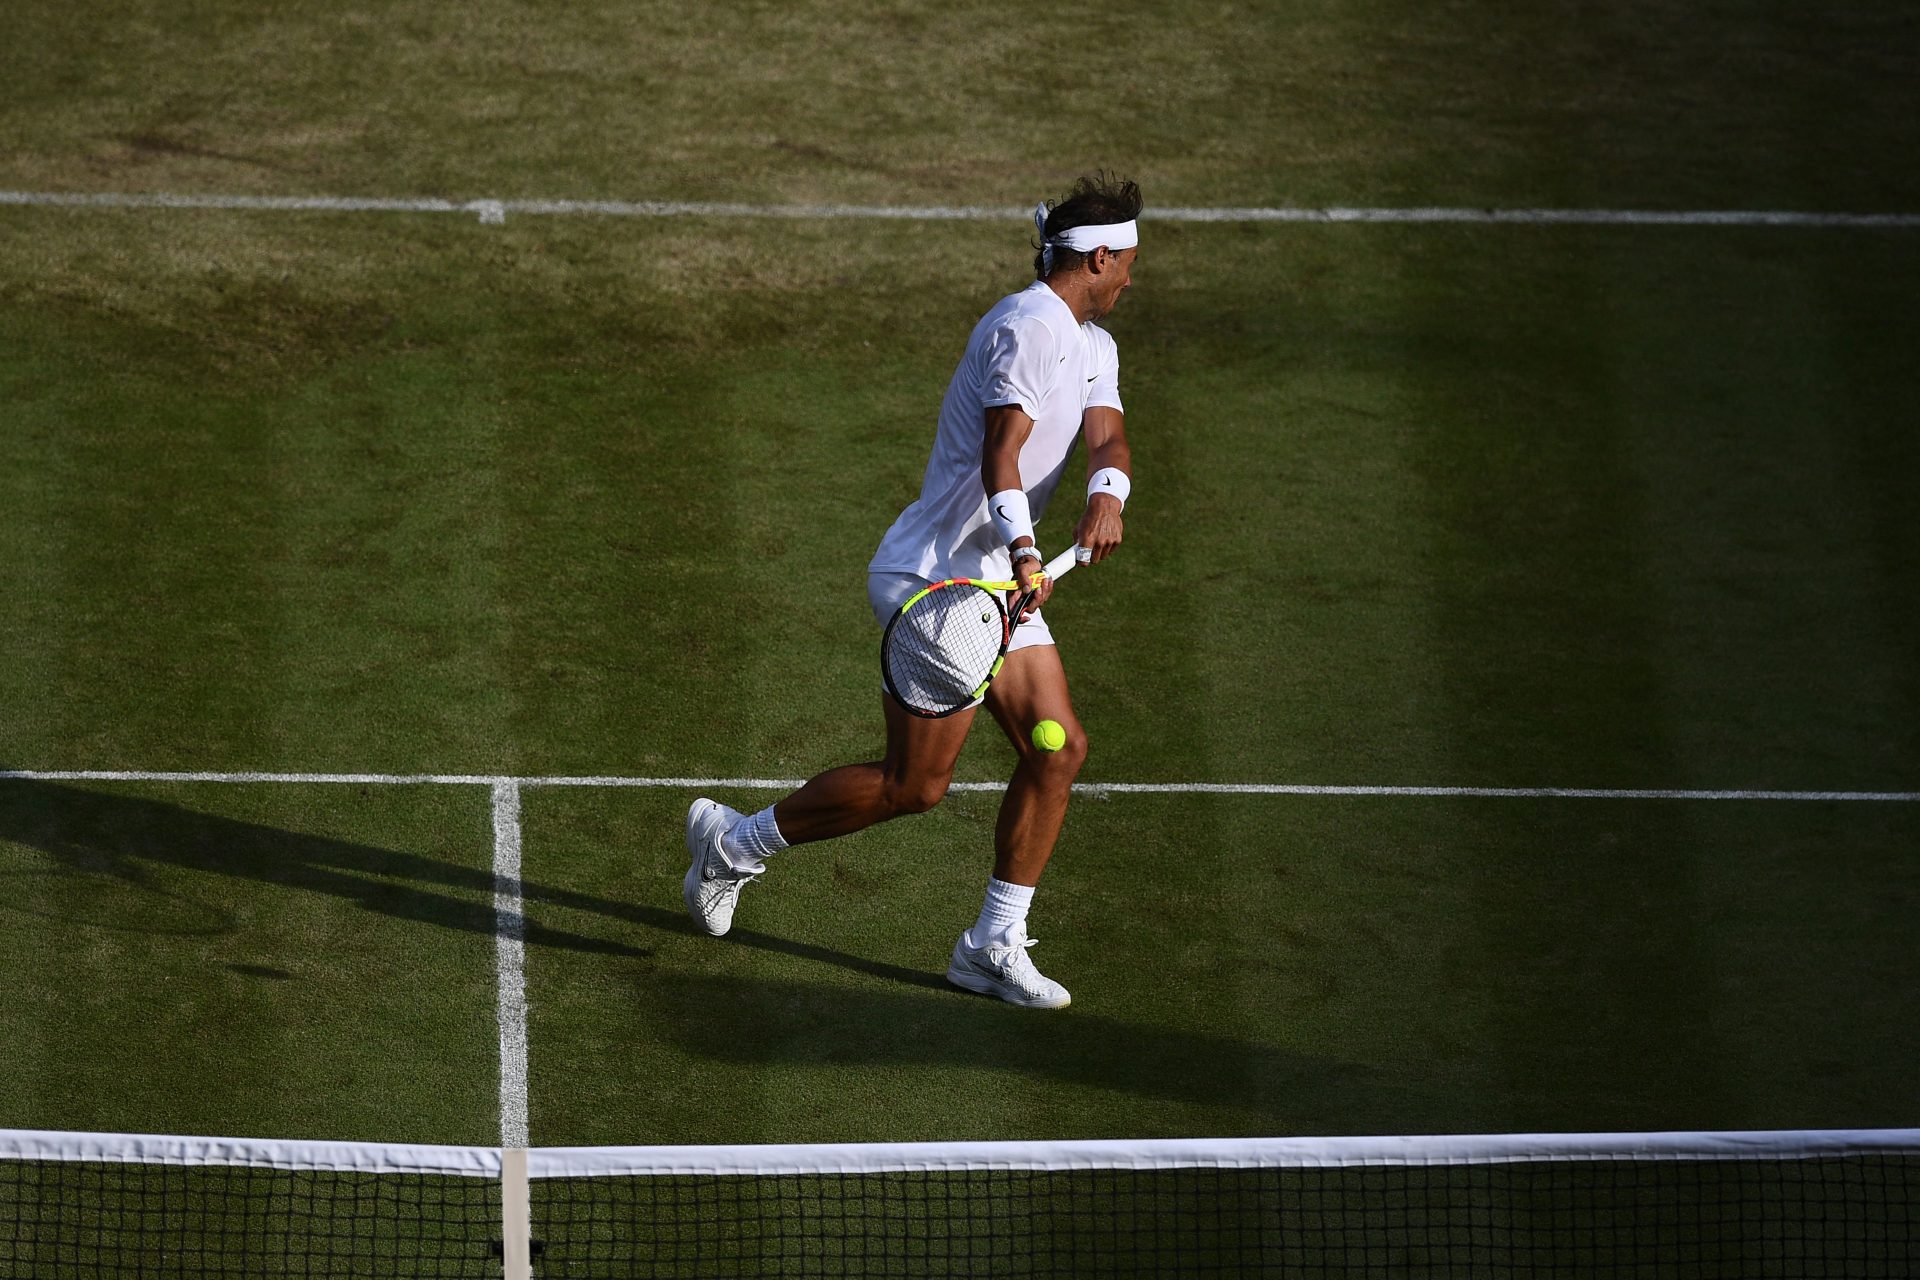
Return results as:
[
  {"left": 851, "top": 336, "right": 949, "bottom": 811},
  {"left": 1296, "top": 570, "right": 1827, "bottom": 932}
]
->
[
  {"left": 1076, "top": 406, "right": 1129, "bottom": 564},
  {"left": 982, "top": 404, "right": 1054, "bottom": 611}
]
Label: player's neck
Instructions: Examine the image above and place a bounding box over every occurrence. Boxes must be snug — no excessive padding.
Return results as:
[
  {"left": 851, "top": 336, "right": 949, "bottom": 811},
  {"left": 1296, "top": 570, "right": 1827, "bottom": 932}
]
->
[{"left": 1042, "top": 275, "right": 1097, "bottom": 325}]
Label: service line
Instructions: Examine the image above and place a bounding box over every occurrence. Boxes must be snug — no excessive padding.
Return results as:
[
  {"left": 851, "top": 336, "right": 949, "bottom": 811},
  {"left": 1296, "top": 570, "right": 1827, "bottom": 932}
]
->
[{"left": 2, "top": 769, "right": 1915, "bottom": 801}]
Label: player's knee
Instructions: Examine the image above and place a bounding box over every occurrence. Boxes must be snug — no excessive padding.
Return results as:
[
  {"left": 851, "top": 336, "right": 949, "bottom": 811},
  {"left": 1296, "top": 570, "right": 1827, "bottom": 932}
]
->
[
  {"left": 1030, "top": 725, "right": 1088, "bottom": 777},
  {"left": 1060, "top": 727, "right": 1089, "bottom": 774},
  {"left": 885, "top": 774, "right": 950, "bottom": 816}
]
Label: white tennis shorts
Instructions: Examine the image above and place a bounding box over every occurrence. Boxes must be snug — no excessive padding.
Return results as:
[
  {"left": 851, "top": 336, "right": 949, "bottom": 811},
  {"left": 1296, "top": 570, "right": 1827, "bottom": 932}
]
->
[{"left": 868, "top": 573, "right": 1056, "bottom": 654}]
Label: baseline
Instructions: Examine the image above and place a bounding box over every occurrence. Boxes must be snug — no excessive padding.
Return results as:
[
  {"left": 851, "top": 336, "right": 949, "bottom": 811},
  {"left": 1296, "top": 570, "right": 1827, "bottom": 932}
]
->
[{"left": 3, "top": 189, "right": 1919, "bottom": 228}]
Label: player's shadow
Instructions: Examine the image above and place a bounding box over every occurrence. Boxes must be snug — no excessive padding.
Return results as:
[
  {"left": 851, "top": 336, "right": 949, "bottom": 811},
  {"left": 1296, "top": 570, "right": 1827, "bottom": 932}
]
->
[
  {"left": 0, "top": 776, "right": 986, "bottom": 988},
  {"left": 636, "top": 972, "right": 1402, "bottom": 1127},
  {"left": 0, "top": 776, "right": 985, "bottom": 989},
  {"left": 1, "top": 770, "right": 1300, "bottom": 1104},
  {"left": 0, "top": 776, "right": 1388, "bottom": 1119},
  {"left": 0, "top": 775, "right": 651, "bottom": 959}
]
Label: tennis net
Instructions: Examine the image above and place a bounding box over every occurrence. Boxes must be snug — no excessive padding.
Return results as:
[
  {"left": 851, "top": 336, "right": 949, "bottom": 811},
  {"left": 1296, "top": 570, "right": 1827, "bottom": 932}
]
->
[
  {"left": 4, "top": 1128, "right": 1915, "bottom": 1277},
  {"left": 0, "top": 1129, "right": 501, "bottom": 1276}
]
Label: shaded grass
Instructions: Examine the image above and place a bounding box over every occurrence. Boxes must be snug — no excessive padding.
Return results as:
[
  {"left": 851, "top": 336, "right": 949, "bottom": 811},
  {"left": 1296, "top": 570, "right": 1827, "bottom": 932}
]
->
[
  {"left": 522, "top": 786, "right": 1920, "bottom": 1144},
  {"left": 0, "top": 779, "right": 500, "bottom": 1144}
]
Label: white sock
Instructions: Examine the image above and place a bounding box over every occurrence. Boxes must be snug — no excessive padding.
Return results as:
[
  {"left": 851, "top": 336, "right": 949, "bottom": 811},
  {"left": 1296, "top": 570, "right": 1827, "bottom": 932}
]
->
[
  {"left": 723, "top": 804, "right": 788, "bottom": 871},
  {"left": 969, "top": 878, "right": 1034, "bottom": 947}
]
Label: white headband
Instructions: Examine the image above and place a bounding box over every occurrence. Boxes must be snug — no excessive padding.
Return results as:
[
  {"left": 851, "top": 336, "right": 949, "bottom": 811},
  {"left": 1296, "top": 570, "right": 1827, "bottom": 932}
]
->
[{"left": 1034, "top": 202, "right": 1139, "bottom": 272}]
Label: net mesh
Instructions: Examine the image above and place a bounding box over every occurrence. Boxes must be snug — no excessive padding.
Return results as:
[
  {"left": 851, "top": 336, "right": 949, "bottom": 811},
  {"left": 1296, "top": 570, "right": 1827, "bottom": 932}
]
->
[
  {"left": 881, "top": 583, "right": 1008, "bottom": 713},
  {"left": 1, "top": 1130, "right": 1914, "bottom": 1277},
  {"left": 0, "top": 1159, "right": 500, "bottom": 1278},
  {"left": 531, "top": 1156, "right": 1918, "bottom": 1278}
]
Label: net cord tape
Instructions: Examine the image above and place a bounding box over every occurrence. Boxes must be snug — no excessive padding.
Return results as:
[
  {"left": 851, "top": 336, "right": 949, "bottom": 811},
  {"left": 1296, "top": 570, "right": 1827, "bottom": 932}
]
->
[
  {"left": 5, "top": 1126, "right": 1916, "bottom": 1181},
  {"left": 524, "top": 1129, "right": 1920, "bottom": 1180}
]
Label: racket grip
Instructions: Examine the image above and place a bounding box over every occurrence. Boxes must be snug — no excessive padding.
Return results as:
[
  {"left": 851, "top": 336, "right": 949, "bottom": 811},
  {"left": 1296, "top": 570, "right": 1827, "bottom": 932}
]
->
[{"left": 1045, "top": 545, "right": 1085, "bottom": 581}]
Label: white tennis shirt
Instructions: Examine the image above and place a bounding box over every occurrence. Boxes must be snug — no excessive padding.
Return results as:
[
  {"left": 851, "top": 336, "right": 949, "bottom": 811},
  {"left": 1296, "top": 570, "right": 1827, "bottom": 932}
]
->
[{"left": 870, "top": 280, "right": 1123, "bottom": 583}]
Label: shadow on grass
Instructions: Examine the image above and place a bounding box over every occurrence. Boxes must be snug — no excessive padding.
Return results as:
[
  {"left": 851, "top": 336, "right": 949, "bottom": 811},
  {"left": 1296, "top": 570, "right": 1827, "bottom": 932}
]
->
[
  {"left": 0, "top": 775, "right": 652, "bottom": 959},
  {"left": 0, "top": 776, "right": 990, "bottom": 989},
  {"left": 0, "top": 777, "right": 1362, "bottom": 1117},
  {"left": 635, "top": 971, "right": 1394, "bottom": 1127},
  {"left": 0, "top": 775, "right": 990, "bottom": 987}
]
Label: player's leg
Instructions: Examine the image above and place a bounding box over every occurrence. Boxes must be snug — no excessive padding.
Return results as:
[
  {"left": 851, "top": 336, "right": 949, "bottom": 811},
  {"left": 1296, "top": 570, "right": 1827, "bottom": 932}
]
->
[
  {"left": 687, "top": 702, "right": 975, "bottom": 932},
  {"left": 685, "top": 677, "right": 976, "bottom": 936},
  {"left": 944, "top": 635, "right": 1083, "bottom": 1008},
  {"left": 981, "top": 641, "right": 1087, "bottom": 886},
  {"left": 687, "top": 569, "right": 982, "bottom": 935},
  {"left": 766, "top": 568, "right": 981, "bottom": 842},
  {"left": 769, "top": 695, "right": 976, "bottom": 842}
]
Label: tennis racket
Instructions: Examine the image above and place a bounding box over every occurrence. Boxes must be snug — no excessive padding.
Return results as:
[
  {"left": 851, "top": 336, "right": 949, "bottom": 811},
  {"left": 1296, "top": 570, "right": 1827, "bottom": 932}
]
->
[{"left": 881, "top": 546, "right": 1087, "bottom": 718}]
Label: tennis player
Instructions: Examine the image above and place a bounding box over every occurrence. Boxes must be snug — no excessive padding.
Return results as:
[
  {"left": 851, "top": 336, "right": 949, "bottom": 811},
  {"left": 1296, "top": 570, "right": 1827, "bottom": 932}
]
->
[{"left": 684, "top": 175, "right": 1141, "bottom": 1008}]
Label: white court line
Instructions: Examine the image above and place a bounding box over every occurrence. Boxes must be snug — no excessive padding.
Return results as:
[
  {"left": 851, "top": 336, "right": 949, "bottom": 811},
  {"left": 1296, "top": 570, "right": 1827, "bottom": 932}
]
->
[
  {"left": 1, "top": 769, "right": 1915, "bottom": 800},
  {"left": 489, "top": 779, "right": 530, "bottom": 1150},
  {"left": 3, "top": 188, "right": 1918, "bottom": 228}
]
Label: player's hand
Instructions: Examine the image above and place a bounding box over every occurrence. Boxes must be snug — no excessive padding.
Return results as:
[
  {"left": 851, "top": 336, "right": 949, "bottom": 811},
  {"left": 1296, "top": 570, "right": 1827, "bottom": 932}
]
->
[
  {"left": 1012, "top": 552, "right": 1053, "bottom": 620},
  {"left": 1074, "top": 494, "right": 1124, "bottom": 564}
]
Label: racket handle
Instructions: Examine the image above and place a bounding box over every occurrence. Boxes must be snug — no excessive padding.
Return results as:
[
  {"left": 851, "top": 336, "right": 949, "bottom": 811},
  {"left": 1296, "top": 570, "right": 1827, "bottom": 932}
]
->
[{"left": 1045, "top": 545, "right": 1086, "bottom": 582}]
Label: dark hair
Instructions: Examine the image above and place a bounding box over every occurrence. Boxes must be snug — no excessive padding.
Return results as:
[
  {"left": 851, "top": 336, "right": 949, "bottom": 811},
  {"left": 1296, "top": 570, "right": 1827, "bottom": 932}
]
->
[{"left": 1033, "top": 172, "right": 1143, "bottom": 279}]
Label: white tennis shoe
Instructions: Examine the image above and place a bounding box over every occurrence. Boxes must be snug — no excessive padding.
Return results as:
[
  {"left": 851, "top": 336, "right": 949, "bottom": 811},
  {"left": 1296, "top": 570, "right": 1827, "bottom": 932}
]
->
[
  {"left": 945, "top": 924, "right": 1071, "bottom": 1009},
  {"left": 683, "top": 798, "right": 758, "bottom": 937}
]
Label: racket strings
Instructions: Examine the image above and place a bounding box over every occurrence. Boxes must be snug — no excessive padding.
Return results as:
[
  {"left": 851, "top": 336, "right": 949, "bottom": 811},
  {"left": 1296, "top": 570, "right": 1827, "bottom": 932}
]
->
[{"left": 883, "top": 584, "right": 1009, "bottom": 714}]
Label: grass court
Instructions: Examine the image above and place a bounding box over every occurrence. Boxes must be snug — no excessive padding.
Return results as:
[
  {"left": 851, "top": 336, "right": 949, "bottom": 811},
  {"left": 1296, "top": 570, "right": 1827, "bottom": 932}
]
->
[{"left": 1, "top": 0, "right": 1917, "bottom": 1158}]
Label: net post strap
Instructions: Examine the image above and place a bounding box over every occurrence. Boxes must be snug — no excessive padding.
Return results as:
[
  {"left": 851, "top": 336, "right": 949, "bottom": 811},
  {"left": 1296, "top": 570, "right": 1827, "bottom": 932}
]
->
[{"left": 501, "top": 1147, "right": 533, "bottom": 1280}]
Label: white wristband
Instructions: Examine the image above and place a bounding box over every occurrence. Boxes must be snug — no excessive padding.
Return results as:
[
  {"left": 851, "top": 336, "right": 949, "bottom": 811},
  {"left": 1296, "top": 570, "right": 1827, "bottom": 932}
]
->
[
  {"left": 1088, "top": 467, "right": 1131, "bottom": 510},
  {"left": 988, "top": 488, "right": 1034, "bottom": 546}
]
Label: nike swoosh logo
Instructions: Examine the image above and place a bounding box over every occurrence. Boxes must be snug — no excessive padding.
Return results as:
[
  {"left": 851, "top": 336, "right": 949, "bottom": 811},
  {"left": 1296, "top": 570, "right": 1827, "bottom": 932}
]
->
[
  {"left": 1101, "top": 477, "right": 1113, "bottom": 486},
  {"left": 1086, "top": 375, "right": 1096, "bottom": 382},
  {"left": 995, "top": 504, "right": 1009, "bottom": 520}
]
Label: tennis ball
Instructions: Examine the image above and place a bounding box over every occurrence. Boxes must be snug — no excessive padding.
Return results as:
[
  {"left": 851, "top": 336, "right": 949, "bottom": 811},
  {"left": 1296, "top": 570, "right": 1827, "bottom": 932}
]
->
[{"left": 1031, "top": 719, "right": 1066, "bottom": 752}]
